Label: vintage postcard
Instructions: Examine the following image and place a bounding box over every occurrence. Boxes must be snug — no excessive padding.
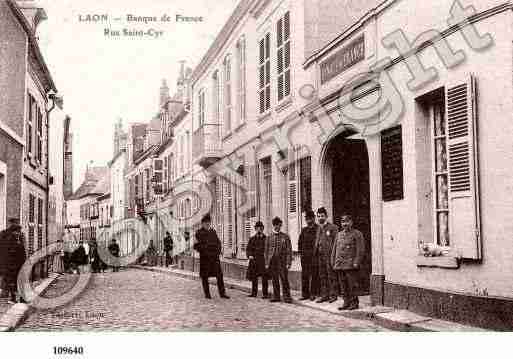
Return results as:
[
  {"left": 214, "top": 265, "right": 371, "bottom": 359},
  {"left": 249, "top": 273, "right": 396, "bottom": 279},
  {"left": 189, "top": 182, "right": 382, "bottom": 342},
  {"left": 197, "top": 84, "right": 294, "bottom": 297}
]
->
[{"left": 0, "top": 0, "right": 511, "bottom": 351}]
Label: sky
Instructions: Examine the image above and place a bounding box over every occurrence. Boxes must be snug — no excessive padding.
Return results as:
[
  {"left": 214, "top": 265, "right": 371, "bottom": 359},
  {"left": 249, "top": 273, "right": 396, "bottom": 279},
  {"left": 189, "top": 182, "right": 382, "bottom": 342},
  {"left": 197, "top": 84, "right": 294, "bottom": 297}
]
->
[{"left": 36, "top": 0, "right": 240, "bottom": 190}]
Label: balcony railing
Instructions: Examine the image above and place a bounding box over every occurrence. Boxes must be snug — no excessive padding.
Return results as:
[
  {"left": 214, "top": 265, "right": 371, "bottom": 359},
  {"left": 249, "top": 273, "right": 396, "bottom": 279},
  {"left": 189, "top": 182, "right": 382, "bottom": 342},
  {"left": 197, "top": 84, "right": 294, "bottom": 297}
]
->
[{"left": 193, "top": 123, "right": 222, "bottom": 168}]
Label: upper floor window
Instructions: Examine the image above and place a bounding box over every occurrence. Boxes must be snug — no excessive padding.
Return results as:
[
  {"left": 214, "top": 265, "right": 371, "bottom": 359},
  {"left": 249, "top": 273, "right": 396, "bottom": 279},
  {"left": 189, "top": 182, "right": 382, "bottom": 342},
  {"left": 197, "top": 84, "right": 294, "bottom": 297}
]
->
[
  {"left": 198, "top": 89, "right": 206, "bottom": 127},
  {"left": 224, "top": 55, "right": 232, "bottom": 135},
  {"left": 26, "top": 93, "right": 44, "bottom": 165},
  {"left": 236, "top": 37, "right": 247, "bottom": 124},
  {"left": 277, "top": 11, "right": 291, "bottom": 102},
  {"left": 259, "top": 33, "right": 271, "bottom": 114},
  {"left": 212, "top": 71, "right": 221, "bottom": 124}
]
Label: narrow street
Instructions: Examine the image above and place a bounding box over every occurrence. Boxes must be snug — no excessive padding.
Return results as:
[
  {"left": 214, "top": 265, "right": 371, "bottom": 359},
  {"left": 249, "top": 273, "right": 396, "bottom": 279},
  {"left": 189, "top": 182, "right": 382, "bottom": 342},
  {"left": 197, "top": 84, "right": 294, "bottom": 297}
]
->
[{"left": 18, "top": 269, "right": 386, "bottom": 331}]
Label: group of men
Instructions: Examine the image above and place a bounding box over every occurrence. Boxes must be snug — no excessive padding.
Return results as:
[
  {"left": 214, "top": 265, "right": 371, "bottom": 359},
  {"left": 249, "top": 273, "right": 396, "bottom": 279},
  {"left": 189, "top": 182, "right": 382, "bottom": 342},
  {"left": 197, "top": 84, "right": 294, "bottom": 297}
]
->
[
  {"left": 193, "top": 208, "right": 365, "bottom": 310},
  {"left": 0, "top": 219, "right": 26, "bottom": 304}
]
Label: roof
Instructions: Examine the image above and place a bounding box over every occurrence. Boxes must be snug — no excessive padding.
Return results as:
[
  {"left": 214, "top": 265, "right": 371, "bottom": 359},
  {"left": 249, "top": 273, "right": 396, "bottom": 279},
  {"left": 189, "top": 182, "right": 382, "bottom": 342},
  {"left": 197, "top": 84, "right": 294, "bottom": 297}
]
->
[
  {"left": 7, "top": 0, "right": 57, "bottom": 92},
  {"left": 68, "top": 166, "right": 109, "bottom": 200},
  {"left": 190, "top": 0, "right": 252, "bottom": 85}
]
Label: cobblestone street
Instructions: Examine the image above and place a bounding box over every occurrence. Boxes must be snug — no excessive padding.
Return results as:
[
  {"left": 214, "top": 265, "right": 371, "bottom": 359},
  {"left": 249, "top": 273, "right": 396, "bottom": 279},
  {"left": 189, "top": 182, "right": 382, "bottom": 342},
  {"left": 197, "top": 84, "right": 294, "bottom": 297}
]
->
[{"left": 18, "top": 269, "right": 386, "bottom": 331}]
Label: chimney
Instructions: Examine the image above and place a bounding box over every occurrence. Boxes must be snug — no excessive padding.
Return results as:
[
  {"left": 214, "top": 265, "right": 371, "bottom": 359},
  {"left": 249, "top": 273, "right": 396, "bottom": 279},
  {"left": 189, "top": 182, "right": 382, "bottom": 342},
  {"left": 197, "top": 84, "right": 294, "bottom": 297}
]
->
[{"left": 16, "top": 0, "right": 47, "bottom": 33}]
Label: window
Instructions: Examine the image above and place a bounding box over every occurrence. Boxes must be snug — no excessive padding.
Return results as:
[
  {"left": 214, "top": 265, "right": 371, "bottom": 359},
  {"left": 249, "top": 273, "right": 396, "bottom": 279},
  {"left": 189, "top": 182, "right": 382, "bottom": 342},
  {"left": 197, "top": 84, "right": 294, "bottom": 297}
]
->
[
  {"left": 27, "top": 94, "right": 34, "bottom": 157},
  {"left": 381, "top": 126, "right": 404, "bottom": 202},
  {"left": 212, "top": 71, "right": 221, "bottom": 124},
  {"left": 198, "top": 90, "right": 206, "bottom": 127},
  {"left": 37, "top": 110, "right": 43, "bottom": 164},
  {"left": 37, "top": 198, "right": 43, "bottom": 250},
  {"left": 258, "top": 33, "right": 271, "bottom": 114},
  {"left": 237, "top": 37, "right": 247, "bottom": 123},
  {"left": 416, "top": 76, "right": 480, "bottom": 259},
  {"left": 180, "top": 136, "right": 184, "bottom": 174},
  {"left": 277, "top": 11, "right": 291, "bottom": 102},
  {"left": 224, "top": 55, "right": 232, "bottom": 135},
  {"left": 299, "top": 156, "right": 312, "bottom": 212},
  {"left": 432, "top": 100, "right": 450, "bottom": 247},
  {"left": 28, "top": 194, "right": 35, "bottom": 255},
  {"left": 261, "top": 157, "right": 272, "bottom": 230}
]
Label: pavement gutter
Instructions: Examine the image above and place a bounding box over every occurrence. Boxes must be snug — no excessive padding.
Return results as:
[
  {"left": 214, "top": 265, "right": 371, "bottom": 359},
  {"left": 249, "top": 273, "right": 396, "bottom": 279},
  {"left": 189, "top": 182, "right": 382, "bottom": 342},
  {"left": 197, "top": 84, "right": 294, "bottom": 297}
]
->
[{"left": 0, "top": 273, "right": 60, "bottom": 332}]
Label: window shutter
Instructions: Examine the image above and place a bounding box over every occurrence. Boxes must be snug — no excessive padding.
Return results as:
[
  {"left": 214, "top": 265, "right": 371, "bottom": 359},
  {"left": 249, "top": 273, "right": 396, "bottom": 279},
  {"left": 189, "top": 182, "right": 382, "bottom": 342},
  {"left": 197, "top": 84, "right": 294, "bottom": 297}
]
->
[
  {"left": 288, "top": 151, "right": 300, "bottom": 250},
  {"left": 445, "top": 74, "right": 481, "bottom": 259},
  {"left": 225, "top": 175, "right": 234, "bottom": 255},
  {"left": 163, "top": 156, "right": 168, "bottom": 193}
]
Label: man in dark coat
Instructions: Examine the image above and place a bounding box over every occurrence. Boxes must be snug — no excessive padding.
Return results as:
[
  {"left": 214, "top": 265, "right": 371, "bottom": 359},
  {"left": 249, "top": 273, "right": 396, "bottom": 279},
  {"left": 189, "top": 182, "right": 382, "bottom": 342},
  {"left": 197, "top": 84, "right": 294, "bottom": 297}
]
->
[
  {"left": 331, "top": 215, "right": 365, "bottom": 310},
  {"left": 89, "top": 241, "right": 101, "bottom": 273},
  {"left": 108, "top": 239, "right": 121, "bottom": 272},
  {"left": 314, "top": 207, "right": 339, "bottom": 303},
  {"left": 246, "top": 221, "right": 268, "bottom": 298},
  {"left": 193, "top": 214, "right": 229, "bottom": 299},
  {"left": 264, "top": 217, "right": 292, "bottom": 303},
  {"left": 0, "top": 219, "right": 26, "bottom": 303},
  {"left": 164, "top": 231, "right": 173, "bottom": 267},
  {"left": 298, "top": 210, "right": 319, "bottom": 301},
  {"left": 71, "top": 241, "right": 88, "bottom": 274}
]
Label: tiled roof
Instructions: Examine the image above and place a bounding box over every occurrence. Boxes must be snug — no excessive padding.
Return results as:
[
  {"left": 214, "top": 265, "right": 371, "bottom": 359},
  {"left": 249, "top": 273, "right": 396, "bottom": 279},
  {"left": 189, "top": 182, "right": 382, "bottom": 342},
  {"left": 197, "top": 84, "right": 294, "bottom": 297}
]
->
[{"left": 68, "top": 166, "right": 109, "bottom": 200}]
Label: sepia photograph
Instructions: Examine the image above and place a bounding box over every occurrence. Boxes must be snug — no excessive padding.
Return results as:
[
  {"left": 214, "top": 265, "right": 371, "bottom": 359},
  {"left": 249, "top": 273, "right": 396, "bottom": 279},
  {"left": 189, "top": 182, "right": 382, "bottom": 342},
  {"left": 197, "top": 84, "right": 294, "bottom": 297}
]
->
[{"left": 0, "top": 0, "right": 512, "bottom": 353}]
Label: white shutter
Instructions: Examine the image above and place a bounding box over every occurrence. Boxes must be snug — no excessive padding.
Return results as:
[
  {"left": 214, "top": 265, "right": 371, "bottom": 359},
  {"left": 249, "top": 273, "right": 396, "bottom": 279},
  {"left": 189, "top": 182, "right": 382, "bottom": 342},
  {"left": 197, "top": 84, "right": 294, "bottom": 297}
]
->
[
  {"left": 288, "top": 150, "right": 300, "bottom": 250},
  {"left": 445, "top": 74, "right": 481, "bottom": 259},
  {"left": 153, "top": 159, "right": 164, "bottom": 195}
]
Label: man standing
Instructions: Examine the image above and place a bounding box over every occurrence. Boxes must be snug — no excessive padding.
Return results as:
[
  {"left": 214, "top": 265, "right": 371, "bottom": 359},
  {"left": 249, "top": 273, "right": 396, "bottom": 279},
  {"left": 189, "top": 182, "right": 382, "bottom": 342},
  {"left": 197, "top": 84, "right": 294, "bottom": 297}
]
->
[
  {"left": 246, "top": 221, "right": 268, "bottom": 298},
  {"left": 332, "top": 215, "right": 365, "bottom": 310},
  {"left": 314, "top": 207, "right": 338, "bottom": 303},
  {"left": 71, "top": 240, "right": 88, "bottom": 274},
  {"left": 298, "top": 210, "right": 318, "bottom": 300},
  {"left": 193, "top": 214, "right": 229, "bottom": 299},
  {"left": 108, "top": 238, "right": 121, "bottom": 272},
  {"left": 164, "top": 231, "right": 174, "bottom": 267},
  {"left": 264, "top": 217, "right": 292, "bottom": 303},
  {"left": 0, "top": 219, "right": 26, "bottom": 303}
]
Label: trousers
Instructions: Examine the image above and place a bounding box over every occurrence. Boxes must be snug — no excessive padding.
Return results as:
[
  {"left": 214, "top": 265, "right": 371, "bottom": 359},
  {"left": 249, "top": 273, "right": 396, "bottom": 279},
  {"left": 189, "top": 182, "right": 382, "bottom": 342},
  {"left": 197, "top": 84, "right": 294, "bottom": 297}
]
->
[
  {"left": 336, "top": 269, "right": 359, "bottom": 304},
  {"left": 269, "top": 257, "right": 291, "bottom": 300},
  {"left": 318, "top": 254, "right": 337, "bottom": 299},
  {"left": 300, "top": 254, "right": 319, "bottom": 298}
]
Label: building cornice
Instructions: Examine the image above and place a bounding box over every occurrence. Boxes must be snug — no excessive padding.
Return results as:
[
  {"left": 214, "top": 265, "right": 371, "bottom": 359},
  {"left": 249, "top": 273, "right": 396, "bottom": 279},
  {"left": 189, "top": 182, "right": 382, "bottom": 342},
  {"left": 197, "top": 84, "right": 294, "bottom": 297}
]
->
[{"left": 304, "top": 0, "right": 513, "bottom": 69}]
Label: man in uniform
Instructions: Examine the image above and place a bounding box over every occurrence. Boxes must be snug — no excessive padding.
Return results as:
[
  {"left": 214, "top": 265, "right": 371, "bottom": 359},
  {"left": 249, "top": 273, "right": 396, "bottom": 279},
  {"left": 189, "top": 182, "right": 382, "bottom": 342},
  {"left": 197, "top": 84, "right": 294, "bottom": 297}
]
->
[
  {"left": 193, "top": 214, "right": 230, "bottom": 299},
  {"left": 331, "top": 214, "right": 365, "bottom": 310},
  {"left": 0, "top": 219, "right": 27, "bottom": 303},
  {"left": 298, "top": 210, "right": 319, "bottom": 300},
  {"left": 314, "top": 207, "right": 338, "bottom": 303},
  {"left": 108, "top": 238, "right": 121, "bottom": 272},
  {"left": 246, "top": 221, "right": 268, "bottom": 298},
  {"left": 264, "top": 217, "right": 292, "bottom": 303}
]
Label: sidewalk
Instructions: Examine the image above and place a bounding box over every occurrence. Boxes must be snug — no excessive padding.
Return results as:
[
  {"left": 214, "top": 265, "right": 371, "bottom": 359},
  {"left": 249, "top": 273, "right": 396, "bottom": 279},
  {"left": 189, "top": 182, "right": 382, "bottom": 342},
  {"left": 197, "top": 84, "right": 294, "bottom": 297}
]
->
[
  {"left": 0, "top": 273, "right": 60, "bottom": 332},
  {"left": 133, "top": 264, "right": 486, "bottom": 332}
]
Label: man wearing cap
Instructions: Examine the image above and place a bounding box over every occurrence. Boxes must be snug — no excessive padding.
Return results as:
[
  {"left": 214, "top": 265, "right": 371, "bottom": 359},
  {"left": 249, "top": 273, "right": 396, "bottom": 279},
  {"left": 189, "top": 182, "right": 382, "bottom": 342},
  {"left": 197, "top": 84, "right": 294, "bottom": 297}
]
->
[
  {"left": 298, "top": 210, "right": 319, "bottom": 300},
  {"left": 264, "top": 217, "right": 292, "bottom": 303},
  {"left": 0, "top": 219, "right": 27, "bottom": 303},
  {"left": 314, "top": 207, "right": 339, "bottom": 303},
  {"left": 331, "top": 214, "right": 365, "bottom": 310},
  {"left": 193, "top": 214, "right": 230, "bottom": 299},
  {"left": 246, "top": 221, "right": 269, "bottom": 298}
]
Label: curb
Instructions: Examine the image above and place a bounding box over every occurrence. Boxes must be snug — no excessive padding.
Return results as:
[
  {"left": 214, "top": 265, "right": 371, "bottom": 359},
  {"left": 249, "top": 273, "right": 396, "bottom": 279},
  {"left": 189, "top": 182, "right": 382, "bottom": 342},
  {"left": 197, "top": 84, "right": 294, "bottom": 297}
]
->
[
  {"left": 0, "top": 273, "right": 60, "bottom": 332},
  {"left": 133, "top": 265, "right": 487, "bottom": 332}
]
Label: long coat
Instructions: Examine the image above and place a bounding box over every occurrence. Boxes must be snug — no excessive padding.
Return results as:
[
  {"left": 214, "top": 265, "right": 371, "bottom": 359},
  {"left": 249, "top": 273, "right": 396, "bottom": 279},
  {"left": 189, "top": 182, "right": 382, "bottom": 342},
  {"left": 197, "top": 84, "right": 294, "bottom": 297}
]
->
[
  {"left": 194, "top": 228, "right": 222, "bottom": 278},
  {"left": 71, "top": 245, "right": 88, "bottom": 266},
  {"left": 0, "top": 229, "right": 26, "bottom": 286},
  {"left": 331, "top": 229, "right": 365, "bottom": 271},
  {"left": 246, "top": 233, "right": 267, "bottom": 280}
]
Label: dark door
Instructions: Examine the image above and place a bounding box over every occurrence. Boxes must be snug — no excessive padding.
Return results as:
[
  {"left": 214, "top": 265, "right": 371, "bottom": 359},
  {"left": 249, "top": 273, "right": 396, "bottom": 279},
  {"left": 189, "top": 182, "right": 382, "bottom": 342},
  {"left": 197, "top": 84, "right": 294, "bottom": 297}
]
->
[{"left": 330, "top": 138, "right": 371, "bottom": 295}]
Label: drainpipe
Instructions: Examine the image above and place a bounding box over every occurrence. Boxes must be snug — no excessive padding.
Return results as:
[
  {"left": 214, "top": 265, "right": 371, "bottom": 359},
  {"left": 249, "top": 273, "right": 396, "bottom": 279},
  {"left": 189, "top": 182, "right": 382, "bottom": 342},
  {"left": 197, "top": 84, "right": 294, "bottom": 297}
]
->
[{"left": 45, "top": 92, "right": 62, "bottom": 277}]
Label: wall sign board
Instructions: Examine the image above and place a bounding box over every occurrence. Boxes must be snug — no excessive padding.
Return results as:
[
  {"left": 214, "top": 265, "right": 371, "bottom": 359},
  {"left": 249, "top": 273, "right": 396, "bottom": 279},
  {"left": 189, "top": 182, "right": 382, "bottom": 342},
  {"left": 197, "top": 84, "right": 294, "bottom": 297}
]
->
[{"left": 320, "top": 35, "right": 365, "bottom": 85}]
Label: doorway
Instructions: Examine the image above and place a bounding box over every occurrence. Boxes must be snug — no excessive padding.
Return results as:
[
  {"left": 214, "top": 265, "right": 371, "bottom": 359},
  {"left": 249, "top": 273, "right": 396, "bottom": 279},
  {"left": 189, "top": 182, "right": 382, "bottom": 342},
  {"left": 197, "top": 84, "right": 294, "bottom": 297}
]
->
[{"left": 326, "top": 135, "right": 371, "bottom": 295}]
